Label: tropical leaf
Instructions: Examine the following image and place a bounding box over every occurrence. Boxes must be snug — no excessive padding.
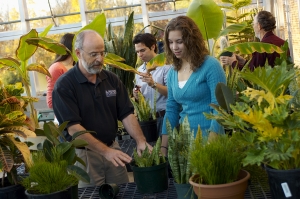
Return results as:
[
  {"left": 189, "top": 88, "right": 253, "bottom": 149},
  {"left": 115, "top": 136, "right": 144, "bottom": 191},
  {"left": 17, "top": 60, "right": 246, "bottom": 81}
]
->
[
  {"left": 16, "top": 29, "right": 38, "bottom": 61},
  {"left": 26, "top": 37, "right": 70, "bottom": 56},
  {"left": 187, "top": 0, "right": 223, "bottom": 40},
  {"left": 38, "top": 24, "right": 53, "bottom": 37},
  {"left": 67, "top": 165, "right": 90, "bottom": 183},
  {"left": 70, "top": 139, "right": 88, "bottom": 148},
  {"left": 219, "top": 42, "right": 283, "bottom": 57},
  {"left": 78, "top": 13, "right": 106, "bottom": 38},
  {"left": 104, "top": 58, "right": 138, "bottom": 74},
  {"left": 216, "top": 22, "right": 247, "bottom": 39},
  {"left": 6, "top": 134, "right": 32, "bottom": 165},
  {"left": 27, "top": 62, "right": 51, "bottom": 77},
  {"left": 0, "top": 146, "right": 14, "bottom": 172},
  {"left": 1, "top": 126, "right": 36, "bottom": 138},
  {"left": 105, "top": 53, "right": 125, "bottom": 62},
  {"left": 215, "top": 82, "right": 235, "bottom": 112},
  {"left": 0, "top": 57, "right": 20, "bottom": 69},
  {"left": 146, "top": 53, "right": 166, "bottom": 72}
]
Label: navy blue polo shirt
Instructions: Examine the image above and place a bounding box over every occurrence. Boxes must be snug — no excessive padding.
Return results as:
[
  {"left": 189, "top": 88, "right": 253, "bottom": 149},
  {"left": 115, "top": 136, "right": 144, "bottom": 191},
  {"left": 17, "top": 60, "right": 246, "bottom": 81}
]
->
[{"left": 52, "top": 63, "right": 134, "bottom": 144}]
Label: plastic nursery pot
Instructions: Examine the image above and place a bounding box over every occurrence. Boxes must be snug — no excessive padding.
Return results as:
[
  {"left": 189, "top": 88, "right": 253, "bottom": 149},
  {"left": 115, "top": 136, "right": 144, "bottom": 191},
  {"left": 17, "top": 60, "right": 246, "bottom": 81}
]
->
[
  {"left": 130, "top": 160, "right": 168, "bottom": 194},
  {"left": 265, "top": 166, "right": 300, "bottom": 199},
  {"left": 139, "top": 119, "right": 158, "bottom": 142},
  {"left": 173, "top": 181, "right": 197, "bottom": 199},
  {"left": 99, "top": 183, "right": 120, "bottom": 199}
]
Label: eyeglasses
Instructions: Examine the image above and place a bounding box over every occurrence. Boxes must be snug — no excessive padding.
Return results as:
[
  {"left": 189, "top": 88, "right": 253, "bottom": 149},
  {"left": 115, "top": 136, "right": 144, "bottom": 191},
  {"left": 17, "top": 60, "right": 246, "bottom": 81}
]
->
[{"left": 80, "top": 48, "right": 107, "bottom": 58}]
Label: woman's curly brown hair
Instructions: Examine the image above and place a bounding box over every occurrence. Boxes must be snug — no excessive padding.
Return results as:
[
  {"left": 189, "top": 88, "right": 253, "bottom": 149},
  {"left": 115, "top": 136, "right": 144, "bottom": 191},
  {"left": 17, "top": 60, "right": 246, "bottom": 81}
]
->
[{"left": 163, "top": 16, "right": 209, "bottom": 71}]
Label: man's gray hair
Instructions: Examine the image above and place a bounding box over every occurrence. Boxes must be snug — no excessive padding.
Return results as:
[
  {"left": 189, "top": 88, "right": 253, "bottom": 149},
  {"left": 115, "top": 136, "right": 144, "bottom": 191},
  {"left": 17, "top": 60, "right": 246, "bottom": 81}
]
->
[{"left": 74, "top": 30, "right": 100, "bottom": 50}]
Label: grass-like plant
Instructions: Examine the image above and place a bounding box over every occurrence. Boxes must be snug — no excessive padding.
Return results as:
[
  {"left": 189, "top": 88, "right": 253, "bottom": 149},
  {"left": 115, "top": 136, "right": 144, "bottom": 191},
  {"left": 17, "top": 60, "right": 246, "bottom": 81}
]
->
[
  {"left": 167, "top": 116, "right": 194, "bottom": 184},
  {"left": 190, "top": 132, "right": 243, "bottom": 185},
  {"left": 133, "top": 137, "right": 165, "bottom": 167},
  {"left": 130, "top": 92, "right": 156, "bottom": 122},
  {"left": 21, "top": 151, "right": 78, "bottom": 194}
]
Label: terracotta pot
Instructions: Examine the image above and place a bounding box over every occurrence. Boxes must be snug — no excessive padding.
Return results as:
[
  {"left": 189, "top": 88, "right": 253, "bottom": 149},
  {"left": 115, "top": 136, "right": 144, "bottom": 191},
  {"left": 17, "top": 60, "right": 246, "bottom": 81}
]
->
[{"left": 189, "top": 170, "right": 250, "bottom": 199}]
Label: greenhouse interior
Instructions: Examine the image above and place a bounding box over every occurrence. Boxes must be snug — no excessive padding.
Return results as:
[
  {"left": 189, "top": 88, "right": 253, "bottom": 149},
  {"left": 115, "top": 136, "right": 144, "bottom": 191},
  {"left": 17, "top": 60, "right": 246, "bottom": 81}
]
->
[{"left": 0, "top": 0, "right": 300, "bottom": 199}]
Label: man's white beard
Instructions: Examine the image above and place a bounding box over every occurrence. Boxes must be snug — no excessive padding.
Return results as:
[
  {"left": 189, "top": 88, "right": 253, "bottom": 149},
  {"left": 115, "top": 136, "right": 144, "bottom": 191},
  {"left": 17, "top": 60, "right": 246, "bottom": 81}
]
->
[{"left": 81, "top": 58, "right": 102, "bottom": 74}]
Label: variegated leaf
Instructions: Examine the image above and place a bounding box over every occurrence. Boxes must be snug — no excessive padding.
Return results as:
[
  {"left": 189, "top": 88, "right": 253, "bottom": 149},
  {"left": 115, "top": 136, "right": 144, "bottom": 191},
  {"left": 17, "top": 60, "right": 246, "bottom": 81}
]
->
[
  {"left": 105, "top": 53, "right": 125, "bottom": 62},
  {"left": 6, "top": 134, "right": 32, "bottom": 165},
  {"left": 104, "top": 58, "right": 138, "bottom": 74},
  {"left": 0, "top": 146, "right": 14, "bottom": 172},
  {"left": 2, "top": 126, "right": 36, "bottom": 138},
  {"left": 219, "top": 42, "right": 283, "bottom": 57},
  {"left": 16, "top": 29, "right": 38, "bottom": 61},
  {"left": 38, "top": 24, "right": 53, "bottom": 37},
  {"left": 146, "top": 53, "right": 166, "bottom": 72},
  {"left": 27, "top": 62, "right": 51, "bottom": 77},
  {"left": 0, "top": 57, "right": 20, "bottom": 69},
  {"left": 26, "top": 37, "right": 69, "bottom": 55}
]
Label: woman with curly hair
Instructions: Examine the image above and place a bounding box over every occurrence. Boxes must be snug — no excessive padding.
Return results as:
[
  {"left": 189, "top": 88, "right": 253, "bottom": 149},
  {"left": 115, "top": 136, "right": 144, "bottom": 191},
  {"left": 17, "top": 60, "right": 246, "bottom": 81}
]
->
[{"left": 161, "top": 16, "right": 226, "bottom": 155}]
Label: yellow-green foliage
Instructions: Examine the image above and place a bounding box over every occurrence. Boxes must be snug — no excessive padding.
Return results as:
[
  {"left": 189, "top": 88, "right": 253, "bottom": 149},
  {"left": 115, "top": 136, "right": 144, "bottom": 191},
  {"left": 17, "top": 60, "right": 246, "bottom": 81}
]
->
[
  {"left": 130, "top": 92, "right": 156, "bottom": 122},
  {"left": 133, "top": 137, "right": 165, "bottom": 167},
  {"left": 190, "top": 133, "right": 243, "bottom": 185}
]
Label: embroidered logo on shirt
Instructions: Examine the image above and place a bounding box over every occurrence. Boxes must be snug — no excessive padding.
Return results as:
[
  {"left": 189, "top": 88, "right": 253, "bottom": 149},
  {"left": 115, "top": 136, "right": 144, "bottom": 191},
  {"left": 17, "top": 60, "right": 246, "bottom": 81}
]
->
[{"left": 106, "top": 90, "right": 117, "bottom": 97}]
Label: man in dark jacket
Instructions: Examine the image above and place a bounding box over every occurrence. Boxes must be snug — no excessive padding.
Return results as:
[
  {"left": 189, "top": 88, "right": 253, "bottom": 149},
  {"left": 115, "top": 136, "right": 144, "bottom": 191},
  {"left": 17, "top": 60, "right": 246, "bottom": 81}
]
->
[{"left": 220, "top": 10, "right": 289, "bottom": 70}]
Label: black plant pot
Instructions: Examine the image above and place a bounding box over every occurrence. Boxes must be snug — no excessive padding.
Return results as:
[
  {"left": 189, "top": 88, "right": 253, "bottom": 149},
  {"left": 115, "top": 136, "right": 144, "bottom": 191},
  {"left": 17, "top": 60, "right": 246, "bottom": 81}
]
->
[
  {"left": 25, "top": 184, "right": 78, "bottom": 199},
  {"left": 265, "top": 166, "right": 300, "bottom": 199},
  {"left": 139, "top": 119, "right": 158, "bottom": 142},
  {"left": 130, "top": 160, "right": 168, "bottom": 194},
  {"left": 0, "top": 182, "right": 26, "bottom": 199}
]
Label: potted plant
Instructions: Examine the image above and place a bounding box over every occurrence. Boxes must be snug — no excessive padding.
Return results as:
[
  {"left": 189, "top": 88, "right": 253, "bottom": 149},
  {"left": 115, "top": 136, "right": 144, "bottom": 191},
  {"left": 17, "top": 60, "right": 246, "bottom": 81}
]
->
[
  {"left": 130, "top": 137, "right": 168, "bottom": 193},
  {"left": 130, "top": 91, "right": 158, "bottom": 142},
  {"left": 205, "top": 61, "right": 300, "bottom": 198},
  {"left": 166, "top": 116, "right": 196, "bottom": 198},
  {"left": 189, "top": 131, "right": 250, "bottom": 199},
  {"left": 21, "top": 121, "right": 90, "bottom": 199},
  {"left": 0, "top": 82, "right": 36, "bottom": 199}
]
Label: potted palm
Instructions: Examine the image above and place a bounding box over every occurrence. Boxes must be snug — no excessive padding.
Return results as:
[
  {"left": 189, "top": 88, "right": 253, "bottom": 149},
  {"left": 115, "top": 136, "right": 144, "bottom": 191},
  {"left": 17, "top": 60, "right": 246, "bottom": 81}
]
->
[
  {"left": 130, "top": 138, "right": 168, "bottom": 193},
  {"left": 205, "top": 61, "right": 300, "bottom": 198},
  {"left": 21, "top": 121, "right": 90, "bottom": 199},
  {"left": 189, "top": 131, "right": 249, "bottom": 199},
  {"left": 166, "top": 116, "right": 196, "bottom": 198},
  {"left": 130, "top": 91, "right": 158, "bottom": 142},
  {"left": 0, "top": 82, "right": 36, "bottom": 199}
]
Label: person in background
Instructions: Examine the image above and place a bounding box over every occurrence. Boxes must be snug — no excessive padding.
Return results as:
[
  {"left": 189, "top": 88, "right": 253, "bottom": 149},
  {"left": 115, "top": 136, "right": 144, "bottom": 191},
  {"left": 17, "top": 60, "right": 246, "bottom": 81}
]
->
[
  {"left": 161, "top": 16, "right": 226, "bottom": 156},
  {"left": 46, "top": 33, "right": 75, "bottom": 108},
  {"left": 133, "top": 33, "right": 171, "bottom": 135},
  {"left": 220, "top": 10, "right": 289, "bottom": 70},
  {"left": 52, "top": 30, "right": 151, "bottom": 187}
]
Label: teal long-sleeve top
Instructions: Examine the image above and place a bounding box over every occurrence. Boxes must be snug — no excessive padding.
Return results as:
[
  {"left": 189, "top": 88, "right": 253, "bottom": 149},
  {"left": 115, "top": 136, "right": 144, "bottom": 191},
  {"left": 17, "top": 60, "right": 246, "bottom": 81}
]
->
[{"left": 162, "top": 56, "right": 226, "bottom": 137}]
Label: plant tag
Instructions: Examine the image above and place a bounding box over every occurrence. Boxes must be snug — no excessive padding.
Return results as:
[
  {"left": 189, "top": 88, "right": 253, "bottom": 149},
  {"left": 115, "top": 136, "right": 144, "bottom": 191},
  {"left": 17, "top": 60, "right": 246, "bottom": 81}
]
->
[{"left": 281, "top": 182, "right": 292, "bottom": 198}]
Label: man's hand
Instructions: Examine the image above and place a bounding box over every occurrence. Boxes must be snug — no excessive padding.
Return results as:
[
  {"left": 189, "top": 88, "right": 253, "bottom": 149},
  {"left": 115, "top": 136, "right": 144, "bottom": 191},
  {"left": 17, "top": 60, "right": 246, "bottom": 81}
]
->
[
  {"left": 136, "top": 141, "right": 153, "bottom": 156},
  {"left": 139, "top": 72, "right": 155, "bottom": 87},
  {"left": 133, "top": 85, "right": 141, "bottom": 100},
  {"left": 103, "top": 148, "right": 132, "bottom": 167},
  {"left": 220, "top": 54, "right": 237, "bottom": 66}
]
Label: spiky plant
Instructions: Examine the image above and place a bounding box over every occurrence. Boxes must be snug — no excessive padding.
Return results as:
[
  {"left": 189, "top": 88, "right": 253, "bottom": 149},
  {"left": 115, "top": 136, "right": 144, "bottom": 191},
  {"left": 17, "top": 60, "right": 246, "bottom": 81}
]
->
[
  {"left": 133, "top": 137, "right": 165, "bottom": 167},
  {"left": 166, "top": 116, "right": 194, "bottom": 184},
  {"left": 130, "top": 92, "right": 156, "bottom": 122}
]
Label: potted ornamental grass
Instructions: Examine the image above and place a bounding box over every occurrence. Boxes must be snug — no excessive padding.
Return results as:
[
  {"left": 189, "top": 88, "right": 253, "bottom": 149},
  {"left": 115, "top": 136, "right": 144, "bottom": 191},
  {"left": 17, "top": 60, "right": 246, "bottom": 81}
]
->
[
  {"left": 21, "top": 121, "right": 90, "bottom": 199},
  {"left": 205, "top": 61, "right": 300, "bottom": 198},
  {"left": 189, "top": 130, "right": 249, "bottom": 199},
  {"left": 130, "top": 137, "right": 168, "bottom": 194}
]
